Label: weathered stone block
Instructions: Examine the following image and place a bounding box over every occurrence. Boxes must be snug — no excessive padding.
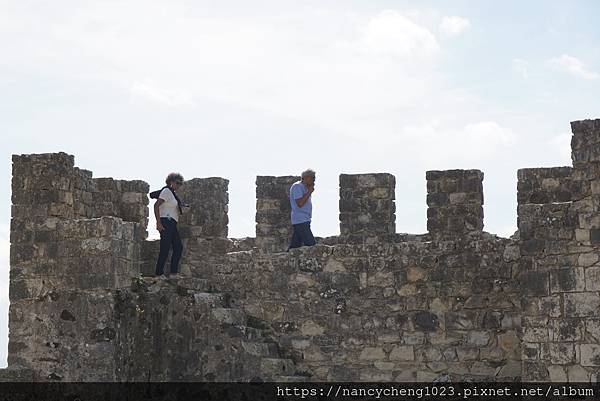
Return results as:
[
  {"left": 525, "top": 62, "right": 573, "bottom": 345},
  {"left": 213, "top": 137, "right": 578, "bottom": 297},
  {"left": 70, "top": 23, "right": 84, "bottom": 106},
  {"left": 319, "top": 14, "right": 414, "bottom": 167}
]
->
[
  {"left": 521, "top": 271, "right": 549, "bottom": 296},
  {"left": 550, "top": 319, "right": 584, "bottom": 341},
  {"left": 565, "top": 293, "right": 600, "bottom": 317},
  {"left": 550, "top": 267, "right": 585, "bottom": 292},
  {"left": 580, "top": 344, "right": 600, "bottom": 366},
  {"left": 523, "top": 327, "right": 549, "bottom": 342},
  {"left": 466, "top": 331, "right": 490, "bottom": 346},
  {"left": 255, "top": 175, "right": 299, "bottom": 252},
  {"left": 585, "top": 266, "right": 600, "bottom": 291},
  {"left": 359, "top": 347, "right": 386, "bottom": 361},
  {"left": 389, "top": 345, "right": 414, "bottom": 361},
  {"left": 412, "top": 311, "right": 439, "bottom": 332},
  {"left": 339, "top": 173, "right": 396, "bottom": 238},
  {"left": 543, "top": 343, "right": 575, "bottom": 364},
  {"left": 567, "top": 364, "right": 590, "bottom": 382}
]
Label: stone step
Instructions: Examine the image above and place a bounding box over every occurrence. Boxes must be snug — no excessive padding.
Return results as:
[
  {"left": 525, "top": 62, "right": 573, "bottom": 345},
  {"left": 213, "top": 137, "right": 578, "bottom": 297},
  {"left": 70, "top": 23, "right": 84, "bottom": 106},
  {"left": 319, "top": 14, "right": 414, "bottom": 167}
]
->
[
  {"left": 193, "top": 292, "right": 224, "bottom": 307},
  {"left": 138, "top": 276, "right": 213, "bottom": 293},
  {"left": 260, "top": 358, "right": 296, "bottom": 377},
  {"left": 171, "top": 277, "right": 212, "bottom": 291},
  {"left": 241, "top": 326, "right": 266, "bottom": 341},
  {"left": 241, "top": 341, "right": 279, "bottom": 357},
  {"left": 211, "top": 308, "right": 246, "bottom": 325},
  {"left": 273, "top": 375, "right": 311, "bottom": 382}
]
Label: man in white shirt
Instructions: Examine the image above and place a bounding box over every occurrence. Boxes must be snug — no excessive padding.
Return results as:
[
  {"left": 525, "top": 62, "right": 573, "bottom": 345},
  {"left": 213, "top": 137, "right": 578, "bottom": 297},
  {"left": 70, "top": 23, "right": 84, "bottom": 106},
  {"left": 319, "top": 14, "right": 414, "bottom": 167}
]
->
[{"left": 154, "top": 173, "right": 184, "bottom": 276}]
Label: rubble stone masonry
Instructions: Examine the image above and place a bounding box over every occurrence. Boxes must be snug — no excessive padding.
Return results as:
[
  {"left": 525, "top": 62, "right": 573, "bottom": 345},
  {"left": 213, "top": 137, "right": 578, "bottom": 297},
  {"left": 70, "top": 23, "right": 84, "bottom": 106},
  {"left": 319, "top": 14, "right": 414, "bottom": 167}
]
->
[{"left": 2, "top": 119, "right": 600, "bottom": 382}]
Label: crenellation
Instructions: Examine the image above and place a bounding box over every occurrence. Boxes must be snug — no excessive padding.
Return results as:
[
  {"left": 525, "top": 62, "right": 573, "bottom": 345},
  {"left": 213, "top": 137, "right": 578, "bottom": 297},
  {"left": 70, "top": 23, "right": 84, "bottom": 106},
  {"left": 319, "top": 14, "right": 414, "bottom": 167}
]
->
[
  {"left": 72, "top": 168, "right": 94, "bottom": 219},
  {"left": 255, "top": 175, "right": 299, "bottom": 252},
  {"left": 5, "top": 118, "right": 600, "bottom": 382},
  {"left": 571, "top": 119, "right": 600, "bottom": 167},
  {"left": 426, "top": 169, "right": 484, "bottom": 237},
  {"left": 516, "top": 118, "right": 600, "bottom": 381},
  {"left": 517, "top": 167, "right": 576, "bottom": 204},
  {"left": 339, "top": 173, "right": 396, "bottom": 243},
  {"left": 177, "top": 177, "right": 229, "bottom": 239},
  {"left": 7, "top": 152, "right": 150, "bottom": 380},
  {"left": 91, "top": 178, "right": 149, "bottom": 239}
]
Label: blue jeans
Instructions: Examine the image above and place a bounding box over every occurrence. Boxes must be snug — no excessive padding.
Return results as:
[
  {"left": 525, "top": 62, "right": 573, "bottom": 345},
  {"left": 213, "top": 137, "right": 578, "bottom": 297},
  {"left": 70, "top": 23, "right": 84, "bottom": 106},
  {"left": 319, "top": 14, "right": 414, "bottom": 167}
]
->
[
  {"left": 288, "top": 221, "right": 316, "bottom": 251},
  {"left": 155, "top": 217, "right": 183, "bottom": 275}
]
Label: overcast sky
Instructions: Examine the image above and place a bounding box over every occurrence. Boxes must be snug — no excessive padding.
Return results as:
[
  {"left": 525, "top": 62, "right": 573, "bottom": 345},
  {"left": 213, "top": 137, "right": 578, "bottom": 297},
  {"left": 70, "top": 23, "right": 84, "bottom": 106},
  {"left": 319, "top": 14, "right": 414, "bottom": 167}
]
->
[{"left": 1, "top": 0, "right": 599, "bottom": 367}]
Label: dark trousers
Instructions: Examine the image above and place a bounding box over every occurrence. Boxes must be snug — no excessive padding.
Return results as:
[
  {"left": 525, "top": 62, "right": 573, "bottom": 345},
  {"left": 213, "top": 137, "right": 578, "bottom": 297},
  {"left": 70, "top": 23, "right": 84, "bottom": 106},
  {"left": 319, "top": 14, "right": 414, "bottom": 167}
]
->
[
  {"left": 155, "top": 217, "right": 183, "bottom": 275},
  {"left": 288, "top": 221, "right": 316, "bottom": 251}
]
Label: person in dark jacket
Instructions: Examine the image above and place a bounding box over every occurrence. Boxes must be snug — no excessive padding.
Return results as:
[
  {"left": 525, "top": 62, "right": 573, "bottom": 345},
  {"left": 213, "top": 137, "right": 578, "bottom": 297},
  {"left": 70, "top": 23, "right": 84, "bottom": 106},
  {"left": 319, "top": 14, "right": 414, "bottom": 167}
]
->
[{"left": 154, "top": 172, "right": 184, "bottom": 277}]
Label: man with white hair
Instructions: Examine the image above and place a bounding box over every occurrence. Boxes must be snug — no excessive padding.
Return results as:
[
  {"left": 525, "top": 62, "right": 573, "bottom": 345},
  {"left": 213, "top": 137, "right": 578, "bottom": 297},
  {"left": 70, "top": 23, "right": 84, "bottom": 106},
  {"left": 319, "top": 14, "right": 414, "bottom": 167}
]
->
[{"left": 288, "top": 168, "right": 317, "bottom": 250}]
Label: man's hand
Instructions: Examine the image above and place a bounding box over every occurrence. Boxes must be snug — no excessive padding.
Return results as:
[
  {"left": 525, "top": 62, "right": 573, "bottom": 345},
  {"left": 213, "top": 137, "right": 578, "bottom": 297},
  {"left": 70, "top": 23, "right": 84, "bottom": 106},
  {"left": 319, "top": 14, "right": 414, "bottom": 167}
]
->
[
  {"left": 307, "top": 183, "right": 315, "bottom": 194},
  {"left": 157, "top": 221, "right": 165, "bottom": 232}
]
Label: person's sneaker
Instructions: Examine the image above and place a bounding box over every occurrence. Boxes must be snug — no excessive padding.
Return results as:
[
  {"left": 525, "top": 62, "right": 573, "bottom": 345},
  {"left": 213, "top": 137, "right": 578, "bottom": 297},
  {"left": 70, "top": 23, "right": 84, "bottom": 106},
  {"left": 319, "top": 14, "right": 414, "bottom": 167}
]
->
[{"left": 157, "top": 274, "right": 168, "bottom": 280}]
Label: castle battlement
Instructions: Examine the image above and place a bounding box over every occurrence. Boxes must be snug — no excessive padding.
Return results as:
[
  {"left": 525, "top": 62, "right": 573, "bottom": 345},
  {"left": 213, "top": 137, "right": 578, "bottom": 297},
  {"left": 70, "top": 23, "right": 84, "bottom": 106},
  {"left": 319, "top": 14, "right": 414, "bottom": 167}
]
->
[{"left": 3, "top": 119, "right": 600, "bottom": 382}]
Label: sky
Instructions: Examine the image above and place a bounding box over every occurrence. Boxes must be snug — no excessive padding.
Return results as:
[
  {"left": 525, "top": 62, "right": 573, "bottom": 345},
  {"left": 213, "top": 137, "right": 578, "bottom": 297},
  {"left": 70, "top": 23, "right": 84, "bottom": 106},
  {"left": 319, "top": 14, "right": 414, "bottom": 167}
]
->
[{"left": 1, "top": 0, "right": 599, "bottom": 367}]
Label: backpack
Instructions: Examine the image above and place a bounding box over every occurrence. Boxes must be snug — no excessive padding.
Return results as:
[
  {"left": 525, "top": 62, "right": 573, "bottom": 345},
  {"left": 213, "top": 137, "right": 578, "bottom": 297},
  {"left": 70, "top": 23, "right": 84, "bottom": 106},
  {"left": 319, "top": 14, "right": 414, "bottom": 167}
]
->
[{"left": 150, "top": 186, "right": 184, "bottom": 214}]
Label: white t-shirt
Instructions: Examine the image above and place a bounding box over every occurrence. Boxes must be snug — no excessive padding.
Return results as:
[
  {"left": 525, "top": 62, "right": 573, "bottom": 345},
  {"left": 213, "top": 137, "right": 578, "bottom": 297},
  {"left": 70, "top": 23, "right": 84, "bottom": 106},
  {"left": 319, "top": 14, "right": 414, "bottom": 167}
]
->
[{"left": 158, "top": 187, "right": 180, "bottom": 221}]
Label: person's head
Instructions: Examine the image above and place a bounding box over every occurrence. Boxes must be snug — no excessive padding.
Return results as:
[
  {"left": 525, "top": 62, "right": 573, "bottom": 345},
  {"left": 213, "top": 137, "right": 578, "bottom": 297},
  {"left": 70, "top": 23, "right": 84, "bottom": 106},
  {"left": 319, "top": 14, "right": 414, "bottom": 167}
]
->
[
  {"left": 301, "top": 169, "right": 316, "bottom": 186},
  {"left": 166, "top": 172, "right": 184, "bottom": 190}
]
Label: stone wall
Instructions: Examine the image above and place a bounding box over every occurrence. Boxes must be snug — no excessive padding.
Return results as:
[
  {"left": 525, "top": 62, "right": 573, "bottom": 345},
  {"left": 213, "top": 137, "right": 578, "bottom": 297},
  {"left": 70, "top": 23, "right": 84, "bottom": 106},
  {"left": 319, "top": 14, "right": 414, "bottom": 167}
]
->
[
  {"left": 3, "top": 118, "right": 600, "bottom": 382},
  {"left": 198, "top": 236, "right": 520, "bottom": 381},
  {"left": 92, "top": 178, "right": 149, "bottom": 240},
  {"left": 113, "top": 276, "right": 309, "bottom": 382},
  {"left": 517, "top": 119, "right": 600, "bottom": 381},
  {"left": 426, "top": 169, "right": 484, "bottom": 238},
  {"left": 176, "top": 177, "right": 229, "bottom": 239},
  {"left": 255, "top": 175, "right": 299, "bottom": 253},
  {"left": 8, "top": 153, "right": 146, "bottom": 380},
  {"left": 339, "top": 173, "right": 396, "bottom": 244}
]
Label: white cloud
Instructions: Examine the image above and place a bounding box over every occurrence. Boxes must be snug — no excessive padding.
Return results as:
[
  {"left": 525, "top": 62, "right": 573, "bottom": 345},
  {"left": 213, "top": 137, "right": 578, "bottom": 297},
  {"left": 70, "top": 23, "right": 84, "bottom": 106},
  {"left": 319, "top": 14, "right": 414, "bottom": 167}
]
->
[
  {"left": 549, "top": 133, "right": 572, "bottom": 162},
  {"left": 548, "top": 54, "right": 600, "bottom": 80},
  {"left": 130, "top": 81, "right": 194, "bottom": 107},
  {"left": 389, "top": 120, "right": 518, "bottom": 166},
  {"left": 2, "top": 4, "right": 441, "bottom": 136},
  {"left": 463, "top": 121, "right": 517, "bottom": 146},
  {"left": 0, "top": 4, "right": 454, "bottom": 143},
  {"left": 357, "top": 10, "right": 440, "bottom": 61},
  {"left": 439, "top": 16, "right": 471, "bottom": 37},
  {"left": 512, "top": 58, "right": 529, "bottom": 78}
]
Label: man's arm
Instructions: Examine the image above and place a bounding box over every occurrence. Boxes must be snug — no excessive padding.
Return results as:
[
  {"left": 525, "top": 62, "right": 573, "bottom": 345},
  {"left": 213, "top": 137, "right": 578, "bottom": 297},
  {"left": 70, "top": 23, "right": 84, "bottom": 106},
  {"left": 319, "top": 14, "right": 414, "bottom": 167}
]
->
[
  {"left": 295, "top": 185, "right": 314, "bottom": 207},
  {"left": 154, "top": 199, "right": 165, "bottom": 231}
]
